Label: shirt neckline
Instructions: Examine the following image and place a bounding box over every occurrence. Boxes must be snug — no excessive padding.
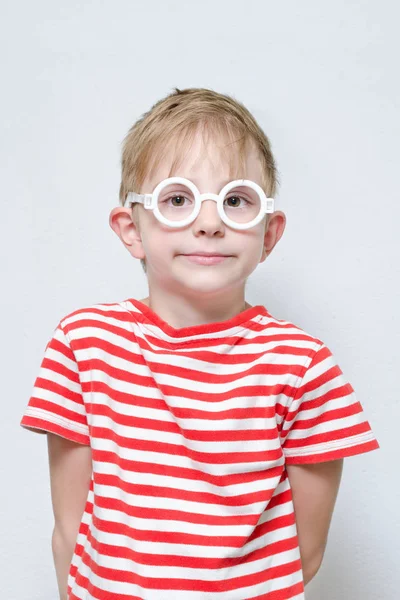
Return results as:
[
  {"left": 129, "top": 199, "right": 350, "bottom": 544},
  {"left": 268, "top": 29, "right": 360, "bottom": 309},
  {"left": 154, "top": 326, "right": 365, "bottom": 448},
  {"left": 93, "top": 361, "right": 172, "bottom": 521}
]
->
[{"left": 124, "top": 298, "right": 269, "bottom": 339}]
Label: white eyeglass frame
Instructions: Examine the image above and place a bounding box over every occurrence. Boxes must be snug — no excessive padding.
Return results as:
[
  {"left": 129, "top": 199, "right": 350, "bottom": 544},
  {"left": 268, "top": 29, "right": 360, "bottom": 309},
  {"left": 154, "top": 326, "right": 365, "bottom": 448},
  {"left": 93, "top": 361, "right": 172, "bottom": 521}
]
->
[{"left": 124, "top": 176, "right": 274, "bottom": 230}]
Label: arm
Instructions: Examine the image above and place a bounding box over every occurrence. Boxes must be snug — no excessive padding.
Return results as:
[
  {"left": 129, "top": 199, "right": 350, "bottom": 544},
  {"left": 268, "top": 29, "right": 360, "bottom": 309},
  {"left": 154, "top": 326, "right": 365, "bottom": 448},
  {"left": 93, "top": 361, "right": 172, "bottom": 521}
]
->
[
  {"left": 286, "top": 459, "right": 344, "bottom": 585},
  {"left": 47, "top": 433, "right": 92, "bottom": 600}
]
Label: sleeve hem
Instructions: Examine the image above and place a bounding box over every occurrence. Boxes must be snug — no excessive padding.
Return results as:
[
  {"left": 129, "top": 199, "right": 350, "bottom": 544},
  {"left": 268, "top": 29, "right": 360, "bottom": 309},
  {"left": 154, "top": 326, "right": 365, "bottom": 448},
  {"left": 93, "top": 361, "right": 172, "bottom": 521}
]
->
[
  {"left": 284, "top": 438, "right": 379, "bottom": 464},
  {"left": 20, "top": 415, "right": 90, "bottom": 446}
]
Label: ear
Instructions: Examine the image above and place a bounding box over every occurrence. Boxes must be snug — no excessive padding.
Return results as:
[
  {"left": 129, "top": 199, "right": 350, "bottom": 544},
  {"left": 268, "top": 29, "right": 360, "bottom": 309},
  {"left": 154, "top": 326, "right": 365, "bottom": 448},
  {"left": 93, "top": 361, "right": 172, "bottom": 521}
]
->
[
  {"left": 260, "top": 210, "right": 287, "bottom": 263},
  {"left": 109, "top": 207, "right": 146, "bottom": 260}
]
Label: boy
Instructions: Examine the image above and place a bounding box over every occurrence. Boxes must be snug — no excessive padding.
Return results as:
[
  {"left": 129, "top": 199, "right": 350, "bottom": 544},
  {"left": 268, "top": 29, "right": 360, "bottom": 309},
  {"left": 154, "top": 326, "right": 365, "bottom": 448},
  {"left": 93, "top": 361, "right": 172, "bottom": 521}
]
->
[{"left": 20, "top": 87, "right": 379, "bottom": 600}]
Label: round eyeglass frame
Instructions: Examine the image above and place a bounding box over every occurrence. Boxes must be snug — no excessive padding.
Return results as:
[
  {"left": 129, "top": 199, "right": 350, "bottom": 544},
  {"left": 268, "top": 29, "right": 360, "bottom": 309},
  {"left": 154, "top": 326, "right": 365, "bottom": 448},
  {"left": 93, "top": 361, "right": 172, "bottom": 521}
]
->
[{"left": 124, "top": 176, "right": 275, "bottom": 230}]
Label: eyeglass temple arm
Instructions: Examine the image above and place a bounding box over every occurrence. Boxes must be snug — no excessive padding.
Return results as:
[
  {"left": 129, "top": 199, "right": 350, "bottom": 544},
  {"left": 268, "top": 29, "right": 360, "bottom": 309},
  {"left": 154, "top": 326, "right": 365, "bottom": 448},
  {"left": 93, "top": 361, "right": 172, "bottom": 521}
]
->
[{"left": 125, "top": 192, "right": 154, "bottom": 209}]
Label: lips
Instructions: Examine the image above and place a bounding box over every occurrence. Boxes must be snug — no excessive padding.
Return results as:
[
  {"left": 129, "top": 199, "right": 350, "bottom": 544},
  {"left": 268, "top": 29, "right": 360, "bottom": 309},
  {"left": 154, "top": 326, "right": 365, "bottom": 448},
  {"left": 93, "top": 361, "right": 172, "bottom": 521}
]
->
[
  {"left": 182, "top": 252, "right": 230, "bottom": 257},
  {"left": 182, "top": 254, "right": 230, "bottom": 265}
]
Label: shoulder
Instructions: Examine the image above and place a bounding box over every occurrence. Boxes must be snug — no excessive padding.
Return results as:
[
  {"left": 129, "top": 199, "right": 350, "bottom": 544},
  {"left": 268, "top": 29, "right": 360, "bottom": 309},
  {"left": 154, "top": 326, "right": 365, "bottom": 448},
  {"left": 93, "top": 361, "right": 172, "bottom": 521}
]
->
[
  {"left": 258, "top": 307, "right": 326, "bottom": 364},
  {"left": 57, "top": 299, "right": 134, "bottom": 339}
]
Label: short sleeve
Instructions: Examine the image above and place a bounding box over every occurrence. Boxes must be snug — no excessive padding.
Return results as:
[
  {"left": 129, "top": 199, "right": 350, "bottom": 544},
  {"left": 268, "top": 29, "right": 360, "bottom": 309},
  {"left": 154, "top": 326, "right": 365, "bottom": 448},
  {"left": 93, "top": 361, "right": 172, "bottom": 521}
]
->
[
  {"left": 20, "top": 319, "right": 90, "bottom": 445},
  {"left": 280, "top": 343, "right": 379, "bottom": 464}
]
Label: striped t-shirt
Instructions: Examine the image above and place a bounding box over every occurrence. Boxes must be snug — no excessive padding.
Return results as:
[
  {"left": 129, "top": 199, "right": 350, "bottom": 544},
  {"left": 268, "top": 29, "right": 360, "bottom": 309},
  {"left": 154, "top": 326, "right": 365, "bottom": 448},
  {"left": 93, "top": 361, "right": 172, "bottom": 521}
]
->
[{"left": 20, "top": 298, "right": 379, "bottom": 600}]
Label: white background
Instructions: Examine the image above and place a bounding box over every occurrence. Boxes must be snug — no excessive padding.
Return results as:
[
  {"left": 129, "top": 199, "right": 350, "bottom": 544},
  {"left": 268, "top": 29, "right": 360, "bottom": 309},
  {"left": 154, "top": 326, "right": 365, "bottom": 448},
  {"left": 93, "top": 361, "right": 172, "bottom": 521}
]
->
[{"left": 1, "top": 1, "right": 399, "bottom": 598}]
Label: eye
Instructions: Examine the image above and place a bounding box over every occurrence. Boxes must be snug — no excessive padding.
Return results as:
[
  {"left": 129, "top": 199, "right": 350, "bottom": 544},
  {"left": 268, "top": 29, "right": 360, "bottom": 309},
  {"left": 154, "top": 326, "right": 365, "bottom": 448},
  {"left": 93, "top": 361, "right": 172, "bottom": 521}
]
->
[
  {"left": 158, "top": 187, "right": 195, "bottom": 206},
  {"left": 225, "top": 195, "right": 249, "bottom": 208},
  {"left": 167, "top": 195, "right": 190, "bottom": 207}
]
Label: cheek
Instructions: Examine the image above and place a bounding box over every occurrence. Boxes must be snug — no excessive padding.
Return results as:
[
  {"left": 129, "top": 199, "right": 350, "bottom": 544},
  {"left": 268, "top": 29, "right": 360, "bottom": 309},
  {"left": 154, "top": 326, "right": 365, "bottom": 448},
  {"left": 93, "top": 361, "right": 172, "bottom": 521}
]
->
[
  {"left": 236, "top": 228, "right": 265, "bottom": 251},
  {"left": 141, "top": 226, "right": 177, "bottom": 258},
  {"left": 239, "top": 231, "right": 266, "bottom": 264}
]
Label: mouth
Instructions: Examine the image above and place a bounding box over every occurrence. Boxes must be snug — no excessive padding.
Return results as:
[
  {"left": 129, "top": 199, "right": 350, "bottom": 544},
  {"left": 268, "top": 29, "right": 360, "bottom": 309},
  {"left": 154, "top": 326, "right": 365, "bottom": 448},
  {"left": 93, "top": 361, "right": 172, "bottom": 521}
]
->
[
  {"left": 180, "top": 254, "right": 232, "bottom": 265},
  {"left": 181, "top": 252, "right": 232, "bottom": 257}
]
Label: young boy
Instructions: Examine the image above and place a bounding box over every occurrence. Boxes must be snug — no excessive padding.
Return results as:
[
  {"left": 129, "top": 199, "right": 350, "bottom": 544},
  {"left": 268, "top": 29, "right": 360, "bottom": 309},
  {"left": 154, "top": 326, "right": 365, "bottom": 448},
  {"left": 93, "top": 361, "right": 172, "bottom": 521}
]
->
[{"left": 20, "top": 87, "right": 379, "bottom": 600}]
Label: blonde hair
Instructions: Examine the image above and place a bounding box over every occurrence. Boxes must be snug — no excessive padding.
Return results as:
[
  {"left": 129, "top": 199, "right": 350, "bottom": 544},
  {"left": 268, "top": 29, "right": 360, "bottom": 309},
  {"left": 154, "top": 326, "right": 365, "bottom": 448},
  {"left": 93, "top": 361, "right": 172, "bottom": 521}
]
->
[{"left": 119, "top": 87, "right": 279, "bottom": 274}]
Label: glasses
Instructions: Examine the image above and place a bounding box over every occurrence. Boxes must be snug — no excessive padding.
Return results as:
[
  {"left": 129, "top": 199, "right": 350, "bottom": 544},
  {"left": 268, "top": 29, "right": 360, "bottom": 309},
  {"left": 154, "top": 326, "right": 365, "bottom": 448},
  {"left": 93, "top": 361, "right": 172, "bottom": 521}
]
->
[{"left": 124, "top": 177, "right": 274, "bottom": 230}]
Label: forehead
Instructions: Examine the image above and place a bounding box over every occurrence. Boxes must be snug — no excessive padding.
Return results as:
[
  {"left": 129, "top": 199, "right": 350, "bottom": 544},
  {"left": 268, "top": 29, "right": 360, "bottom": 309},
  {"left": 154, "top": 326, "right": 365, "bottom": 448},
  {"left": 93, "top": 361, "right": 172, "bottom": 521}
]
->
[{"left": 141, "top": 125, "right": 264, "bottom": 192}]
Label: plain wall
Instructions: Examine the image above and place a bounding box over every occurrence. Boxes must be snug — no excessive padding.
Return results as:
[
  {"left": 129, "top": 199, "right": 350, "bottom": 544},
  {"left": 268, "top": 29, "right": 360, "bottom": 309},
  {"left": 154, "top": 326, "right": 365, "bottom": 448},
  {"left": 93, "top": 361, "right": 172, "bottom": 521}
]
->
[{"left": 1, "top": 1, "right": 398, "bottom": 598}]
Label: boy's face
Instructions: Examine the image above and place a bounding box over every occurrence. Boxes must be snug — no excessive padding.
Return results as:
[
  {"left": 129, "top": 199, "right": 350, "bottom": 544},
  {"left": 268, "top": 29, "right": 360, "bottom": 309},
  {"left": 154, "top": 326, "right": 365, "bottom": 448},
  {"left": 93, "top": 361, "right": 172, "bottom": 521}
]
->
[{"left": 110, "top": 128, "right": 286, "bottom": 305}]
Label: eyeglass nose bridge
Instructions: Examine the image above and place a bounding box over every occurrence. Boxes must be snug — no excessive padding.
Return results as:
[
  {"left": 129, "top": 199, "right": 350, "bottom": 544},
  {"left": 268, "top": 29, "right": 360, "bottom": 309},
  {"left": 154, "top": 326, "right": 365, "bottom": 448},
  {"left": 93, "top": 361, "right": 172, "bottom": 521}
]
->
[{"left": 198, "top": 192, "right": 220, "bottom": 203}]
